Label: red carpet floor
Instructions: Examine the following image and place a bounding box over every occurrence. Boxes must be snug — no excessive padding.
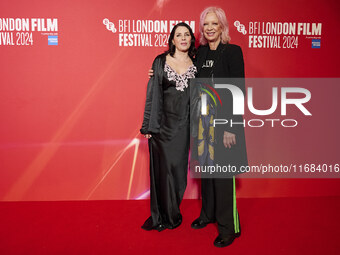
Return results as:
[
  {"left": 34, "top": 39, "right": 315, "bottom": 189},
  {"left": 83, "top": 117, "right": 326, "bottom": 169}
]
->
[{"left": 1, "top": 197, "right": 339, "bottom": 255}]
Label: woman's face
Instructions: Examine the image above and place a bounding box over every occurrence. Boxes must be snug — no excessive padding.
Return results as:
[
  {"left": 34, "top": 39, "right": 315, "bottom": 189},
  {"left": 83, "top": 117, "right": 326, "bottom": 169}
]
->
[
  {"left": 172, "top": 26, "right": 192, "bottom": 53},
  {"left": 203, "top": 12, "right": 222, "bottom": 43}
]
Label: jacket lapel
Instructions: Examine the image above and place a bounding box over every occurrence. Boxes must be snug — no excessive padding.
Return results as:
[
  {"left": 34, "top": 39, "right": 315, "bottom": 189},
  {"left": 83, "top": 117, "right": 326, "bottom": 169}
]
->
[
  {"left": 197, "top": 45, "right": 209, "bottom": 75},
  {"left": 211, "top": 42, "right": 226, "bottom": 76}
]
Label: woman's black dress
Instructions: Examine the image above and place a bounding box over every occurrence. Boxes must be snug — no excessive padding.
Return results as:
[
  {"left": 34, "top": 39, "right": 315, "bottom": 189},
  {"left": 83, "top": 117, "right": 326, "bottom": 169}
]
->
[{"left": 141, "top": 54, "right": 196, "bottom": 229}]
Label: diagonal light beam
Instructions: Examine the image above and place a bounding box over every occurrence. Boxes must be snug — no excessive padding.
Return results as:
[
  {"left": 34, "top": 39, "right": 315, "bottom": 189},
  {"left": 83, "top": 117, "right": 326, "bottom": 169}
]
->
[{"left": 86, "top": 135, "right": 141, "bottom": 199}]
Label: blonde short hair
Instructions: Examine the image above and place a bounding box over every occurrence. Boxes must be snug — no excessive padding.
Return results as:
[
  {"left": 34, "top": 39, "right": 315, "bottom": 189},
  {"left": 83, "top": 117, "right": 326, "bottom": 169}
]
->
[{"left": 199, "top": 7, "right": 231, "bottom": 45}]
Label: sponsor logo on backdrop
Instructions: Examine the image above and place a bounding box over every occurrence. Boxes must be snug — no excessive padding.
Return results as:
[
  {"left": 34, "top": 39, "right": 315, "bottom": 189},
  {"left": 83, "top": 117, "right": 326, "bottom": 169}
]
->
[
  {"left": 48, "top": 35, "right": 58, "bottom": 45},
  {"left": 312, "top": 39, "right": 321, "bottom": 48},
  {"left": 234, "top": 21, "right": 322, "bottom": 49},
  {"left": 103, "top": 18, "right": 195, "bottom": 47},
  {"left": 0, "top": 18, "right": 58, "bottom": 46}
]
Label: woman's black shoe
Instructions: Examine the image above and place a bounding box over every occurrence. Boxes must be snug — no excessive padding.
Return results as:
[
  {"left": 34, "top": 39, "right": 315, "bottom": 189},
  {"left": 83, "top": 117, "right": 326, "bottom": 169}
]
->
[
  {"left": 141, "top": 216, "right": 154, "bottom": 231},
  {"left": 156, "top": 224, "right": 166, "bottom": 232},
  {"left": 141, "top": 216, "right": 167, "bottom": 232},
  {"left": 213, "top": 234, "right": 237, "bottom": 248},
  {"left": 191, "top": 218, "right": 213, "bottom": 229}
]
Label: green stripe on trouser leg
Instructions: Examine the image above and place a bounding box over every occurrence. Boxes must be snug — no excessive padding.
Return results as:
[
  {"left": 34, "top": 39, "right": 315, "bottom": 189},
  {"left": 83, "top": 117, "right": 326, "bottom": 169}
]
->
[{"left": 233, "top": 176, "right": 240, "bottom": 233}]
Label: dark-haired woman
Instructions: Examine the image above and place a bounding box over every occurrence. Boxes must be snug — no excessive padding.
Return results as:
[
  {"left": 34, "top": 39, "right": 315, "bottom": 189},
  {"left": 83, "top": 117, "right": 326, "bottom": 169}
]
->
[{"left": 140, "top": 22, "right": 196, "bottom": 231}]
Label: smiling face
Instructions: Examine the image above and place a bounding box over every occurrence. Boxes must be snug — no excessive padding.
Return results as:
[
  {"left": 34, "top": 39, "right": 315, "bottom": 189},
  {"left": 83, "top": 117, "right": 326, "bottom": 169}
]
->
[
  {"left": 203, "top": 12, "right": 222, "bottom": 44},
  {"left": 172, "top": 25, "right": 192, "bottom": 53}
]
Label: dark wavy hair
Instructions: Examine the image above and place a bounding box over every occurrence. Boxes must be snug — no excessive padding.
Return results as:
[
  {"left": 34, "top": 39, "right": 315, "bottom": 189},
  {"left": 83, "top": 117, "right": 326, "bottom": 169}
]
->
[{"left": 166, "top": 22, "right": 196, "bottom": 58}]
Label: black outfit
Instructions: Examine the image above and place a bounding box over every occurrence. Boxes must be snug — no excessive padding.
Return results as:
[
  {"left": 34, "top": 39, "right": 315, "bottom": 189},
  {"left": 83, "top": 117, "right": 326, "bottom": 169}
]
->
[
  {"left": 195, "top": 43, "right": 248, "bottom": 237},
  {"left": 140, "top": 53, "right": 195, "bottom": 229}
]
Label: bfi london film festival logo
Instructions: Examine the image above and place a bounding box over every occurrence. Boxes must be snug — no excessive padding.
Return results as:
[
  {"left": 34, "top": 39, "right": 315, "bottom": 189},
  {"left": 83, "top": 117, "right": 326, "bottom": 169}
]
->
[
  {"left": 103, "top": 18, "right": 117, "bottom": 33},
  {"left": 102, "top": 17, "right": 195, "bottom": 47},
  {"left": 233, "top": 20, "right": 322, "bottom": 49},
  {"left": 0, "top": 18, "right": 58, "bottom": 46},
  {"left": 199, "top": 82, "right": 312, "bottom": 128},
  {"left": 234, "top": 21, "right": 247, "bottom": 35}
]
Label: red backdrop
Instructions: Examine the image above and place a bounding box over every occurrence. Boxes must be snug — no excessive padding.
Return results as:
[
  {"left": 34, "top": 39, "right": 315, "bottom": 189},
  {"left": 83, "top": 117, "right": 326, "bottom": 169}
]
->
[{"left": 0, "top": 0, "right": 339, "bottom": 201}]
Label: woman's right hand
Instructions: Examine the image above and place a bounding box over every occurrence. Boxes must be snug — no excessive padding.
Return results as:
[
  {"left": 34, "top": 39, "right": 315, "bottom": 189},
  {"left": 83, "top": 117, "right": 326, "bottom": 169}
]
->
[
  {"left": 144, "top": 134, "right": 152, "bottom": 139},
  {"left": 148, "top": 69, "right": 154, "bottom": 78},
  {"left": 223, "top": 131, "right": 236, "bottom": 148}
]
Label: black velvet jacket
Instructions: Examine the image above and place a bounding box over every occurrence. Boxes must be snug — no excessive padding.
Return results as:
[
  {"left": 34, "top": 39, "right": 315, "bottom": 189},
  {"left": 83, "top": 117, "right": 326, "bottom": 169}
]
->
[
  {"left": 140, "top": 53, "right": 166, "bottom": 135},
  {"left": 196, "top": 43, "right": 248, "bottom": 171},
  {"left": 196, "top": 43, "right": 246, "bottom": 135}
]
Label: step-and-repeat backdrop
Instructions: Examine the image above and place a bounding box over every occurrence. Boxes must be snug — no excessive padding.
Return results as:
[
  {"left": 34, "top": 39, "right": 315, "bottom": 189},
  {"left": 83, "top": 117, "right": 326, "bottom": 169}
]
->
[{"left": 0, "top": 0, "right": 339, "bottom": 200}]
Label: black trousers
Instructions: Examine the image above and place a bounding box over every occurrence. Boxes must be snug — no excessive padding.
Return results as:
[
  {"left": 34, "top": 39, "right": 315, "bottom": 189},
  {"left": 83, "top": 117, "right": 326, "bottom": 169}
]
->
[{"left": 199, "top": 177, "right": 240, "bottom": 237}]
